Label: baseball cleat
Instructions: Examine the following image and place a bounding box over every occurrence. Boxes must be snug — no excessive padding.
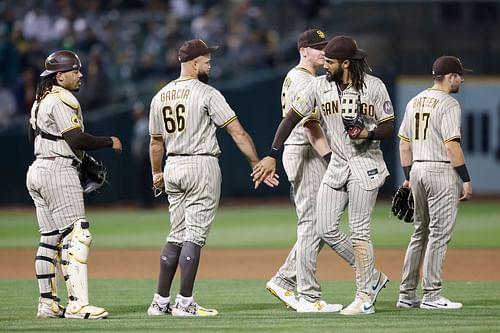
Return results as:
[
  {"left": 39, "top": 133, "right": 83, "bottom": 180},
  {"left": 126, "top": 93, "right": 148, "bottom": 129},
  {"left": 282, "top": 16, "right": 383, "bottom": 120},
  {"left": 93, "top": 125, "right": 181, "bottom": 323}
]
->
[
  {"left": 396, "top": 297, "right": 421, "bottom": 308},
  {"left": 147, "top": 293, "right": 172, "bottom": 316},
  {"left": 265, "top": 280, "right": 298, "bottom": 310},
  {"left": 340, "top": 295, "right": 375, "bottom": 315},
  {"left": 296, "top": 297, "right": 343, "bottom": 313},
  {"left": 420, "top": 297, "right": 462, "bottom": 310},
  {"left": 171, "top": 302, "right": 218, "bottom": 317},
  {"left": 370, "top": 271, "right": 389, "bottom": 304},
  {"left": 36, "top": 297, "right": 65, "bottom": 318},
  {"left": 64, "top": 302, "right": 108, "bottom": 319}
]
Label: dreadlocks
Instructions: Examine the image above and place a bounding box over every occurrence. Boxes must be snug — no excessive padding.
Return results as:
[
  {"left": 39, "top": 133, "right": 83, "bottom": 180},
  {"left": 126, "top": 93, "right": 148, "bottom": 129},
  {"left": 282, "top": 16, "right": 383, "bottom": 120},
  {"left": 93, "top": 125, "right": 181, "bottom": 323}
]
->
[
  {"left": 35, "top": 75, "right": 57, "bottom": 103},
  {"left": 349, "top": 59, "right": 371, "bottom": 92}
]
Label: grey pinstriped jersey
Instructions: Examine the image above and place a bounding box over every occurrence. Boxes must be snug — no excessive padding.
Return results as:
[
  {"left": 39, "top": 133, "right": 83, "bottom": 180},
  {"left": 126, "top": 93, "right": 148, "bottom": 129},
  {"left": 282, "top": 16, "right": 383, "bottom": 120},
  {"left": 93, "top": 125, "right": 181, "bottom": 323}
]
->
[
  {"left": 30, "top": 86, "right": 84, "bottom": 160},
  {"left": 282, "top": 67, "right": 316, "bottom": 145},
  {"left": 398, "top": 88, "right": 461, "bottom": 161},
  {"left": 292, "top": 74, "right": 395, "bottom": 190},
  {"left": 149, "top": 78, "right": 237, "bottom": 154}
]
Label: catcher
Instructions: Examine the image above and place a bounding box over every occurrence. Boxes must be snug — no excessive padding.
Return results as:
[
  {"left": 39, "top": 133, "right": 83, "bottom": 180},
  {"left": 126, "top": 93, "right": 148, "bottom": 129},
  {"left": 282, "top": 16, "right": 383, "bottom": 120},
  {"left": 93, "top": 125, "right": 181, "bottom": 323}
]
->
[{"left": 26, "top": 50, "right": 122, "bottom": 319}]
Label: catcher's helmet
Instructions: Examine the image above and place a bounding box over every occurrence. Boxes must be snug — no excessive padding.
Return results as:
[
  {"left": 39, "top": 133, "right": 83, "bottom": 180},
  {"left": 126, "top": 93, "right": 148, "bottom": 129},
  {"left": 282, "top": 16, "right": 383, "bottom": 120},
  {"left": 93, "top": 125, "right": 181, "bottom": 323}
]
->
[{"left": 40, "top": 50, "right": 82, "bottom": 77}]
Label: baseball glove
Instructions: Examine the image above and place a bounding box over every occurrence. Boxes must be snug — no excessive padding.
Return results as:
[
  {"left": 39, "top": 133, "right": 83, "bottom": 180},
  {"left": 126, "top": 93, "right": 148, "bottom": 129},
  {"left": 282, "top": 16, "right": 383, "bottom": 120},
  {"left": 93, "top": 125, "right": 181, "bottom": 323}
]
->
[
  {"left": 80, "top": 154, "right": 107, "bottom": 194},
  {"left": 391, "top": 186, "right": 414, "bottom": 223},
  {"left": 342, "top": 113, "right": 365, "bottom": 139}
]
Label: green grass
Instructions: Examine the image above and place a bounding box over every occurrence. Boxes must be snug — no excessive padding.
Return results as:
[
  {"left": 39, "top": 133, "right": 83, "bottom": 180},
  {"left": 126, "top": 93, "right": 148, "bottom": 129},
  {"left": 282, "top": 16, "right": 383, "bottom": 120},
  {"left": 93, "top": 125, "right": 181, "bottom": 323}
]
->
[
  {"left": 0, "top": 279, "right": 499, "bottom": 333},
  {"left": 0, "top": 201, "right": 499, "bottom": 249}
]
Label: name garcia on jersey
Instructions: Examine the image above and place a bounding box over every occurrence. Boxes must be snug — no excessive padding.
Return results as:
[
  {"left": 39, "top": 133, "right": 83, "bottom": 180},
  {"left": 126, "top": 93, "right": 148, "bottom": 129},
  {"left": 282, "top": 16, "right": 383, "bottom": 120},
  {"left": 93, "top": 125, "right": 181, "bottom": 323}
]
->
[{"left": 160, "top": 88, "right": 190, "bottom": 102}]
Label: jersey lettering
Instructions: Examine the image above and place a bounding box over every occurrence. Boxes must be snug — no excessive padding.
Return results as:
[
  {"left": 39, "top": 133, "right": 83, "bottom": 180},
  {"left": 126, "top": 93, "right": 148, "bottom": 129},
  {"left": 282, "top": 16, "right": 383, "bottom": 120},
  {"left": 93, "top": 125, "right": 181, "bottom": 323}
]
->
[{"left": 321, "top": 100, "right": 339, "bottom": 115}]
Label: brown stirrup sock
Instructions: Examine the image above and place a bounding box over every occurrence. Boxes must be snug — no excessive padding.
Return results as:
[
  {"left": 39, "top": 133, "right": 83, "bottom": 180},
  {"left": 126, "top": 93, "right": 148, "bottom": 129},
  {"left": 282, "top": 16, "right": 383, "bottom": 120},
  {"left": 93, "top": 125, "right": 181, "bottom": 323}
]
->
[
  {"left": 178, "top": 241, "right": 201, "bottom": 297},
  {"left": 157, "top": 242, "right": 182, "bottom": 297}
]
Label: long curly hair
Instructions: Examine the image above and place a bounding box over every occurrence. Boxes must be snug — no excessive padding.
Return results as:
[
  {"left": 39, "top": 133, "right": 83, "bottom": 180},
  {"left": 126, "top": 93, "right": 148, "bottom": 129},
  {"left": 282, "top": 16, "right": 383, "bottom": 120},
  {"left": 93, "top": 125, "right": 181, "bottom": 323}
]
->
[
  {"left": 349, "top": 59, "right": 371, "bottom": 92},
  {"left": 35, "top": 75, "right": 57, "bottom": 103}
]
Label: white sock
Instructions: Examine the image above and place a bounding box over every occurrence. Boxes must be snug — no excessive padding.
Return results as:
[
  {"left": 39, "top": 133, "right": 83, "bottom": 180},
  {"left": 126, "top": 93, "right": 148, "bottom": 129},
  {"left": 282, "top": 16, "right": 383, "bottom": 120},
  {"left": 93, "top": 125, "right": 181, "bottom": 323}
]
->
[
  {"left": 177, "top": 294, "right": 193, "bottom": 307},
  {"left": 154, "top": 293, "right": 170, "bottom": 306}
]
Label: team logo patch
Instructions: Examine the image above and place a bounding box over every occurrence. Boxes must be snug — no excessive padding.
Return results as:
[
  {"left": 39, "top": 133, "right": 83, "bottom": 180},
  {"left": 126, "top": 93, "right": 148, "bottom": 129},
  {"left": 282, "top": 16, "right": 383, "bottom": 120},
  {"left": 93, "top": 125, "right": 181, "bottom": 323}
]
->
[
  {"left": 367, "top": 168, "right": 379, "bottom": 180},
  {"left": 71, "top": 115, "right": 80, "bottom": 126},
  {"left": 316, "top": 30, "right": 325, "bottom": 39},
  {"left": 383, "top": 101, "right": 394, "bottom": 115}
]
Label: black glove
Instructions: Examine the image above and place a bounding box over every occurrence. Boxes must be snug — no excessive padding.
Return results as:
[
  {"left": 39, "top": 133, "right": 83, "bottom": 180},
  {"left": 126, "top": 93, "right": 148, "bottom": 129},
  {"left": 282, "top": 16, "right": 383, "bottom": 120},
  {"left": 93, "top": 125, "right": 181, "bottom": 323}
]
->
[
  {"left": 80, "top": 154, "right": 107, "bottom": 194},
  {"left": 391, "top": 186, "right": 414, "bottom": 223},
  {"left": 342, "top": 113, "right": 365, "bottom": 139}
]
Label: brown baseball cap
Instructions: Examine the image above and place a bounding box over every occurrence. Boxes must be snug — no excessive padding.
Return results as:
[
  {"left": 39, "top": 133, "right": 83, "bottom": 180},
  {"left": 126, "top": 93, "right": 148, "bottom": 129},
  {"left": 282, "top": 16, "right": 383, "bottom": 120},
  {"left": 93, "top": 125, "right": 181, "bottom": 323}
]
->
[
  {"left": 178, "top": 39, "right": 219, "bottom": 63},
  {"left": 432, "top": 56, "right": 472, "bottom": 76},
  {"left": 297, "top": 29, "right": 328, "bottom": 49},
  {"left": 324, "top": 36, "right": 367, "bottom": 60}
]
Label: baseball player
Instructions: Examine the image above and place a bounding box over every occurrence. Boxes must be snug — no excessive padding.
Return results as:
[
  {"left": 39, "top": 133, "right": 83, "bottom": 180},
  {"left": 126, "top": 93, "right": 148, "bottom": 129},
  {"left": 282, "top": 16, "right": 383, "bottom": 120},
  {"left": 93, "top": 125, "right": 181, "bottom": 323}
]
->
[
  {"left": 253, "top": 36, "right": 393, "bottom": 315},
  {"left": 397, "top": 55, "right": 472, "bottom": 310},
  {"left": 265, "top": 28, "right": 342, "bottom": 313},
  {"left": 26, "top": 50, "right": 122, "bottom": 319},
  {"left": 147, "top": 39, "right": 278, "bottom": 317}
]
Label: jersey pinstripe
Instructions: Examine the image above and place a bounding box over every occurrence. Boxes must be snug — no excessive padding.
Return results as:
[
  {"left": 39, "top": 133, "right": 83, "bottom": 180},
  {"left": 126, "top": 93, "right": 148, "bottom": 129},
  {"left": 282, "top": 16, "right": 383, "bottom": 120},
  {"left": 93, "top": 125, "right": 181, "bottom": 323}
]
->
[
  {"left": 149, "top": 78, "right": 237, "bottom": 155},
  {"left": 399, "top": 89, "right": 461, "bottom": 161},
  {"left": 282, "top": 67, "right": 317, "bottom": 145},
  {"left": 293, "top": 74, "right": 394, "bottom": 190},
  {"left": 271, "top": 65, "right": 329, "bottom": 301},
  {"left": 290, "top": 73, "right": 394, "bottom": 300},
  {"left": 30, "top": 86, "right": 84, "bottom": 160},
  {"left": 398, "top": 87, "right": 463, "bottom": 303}
]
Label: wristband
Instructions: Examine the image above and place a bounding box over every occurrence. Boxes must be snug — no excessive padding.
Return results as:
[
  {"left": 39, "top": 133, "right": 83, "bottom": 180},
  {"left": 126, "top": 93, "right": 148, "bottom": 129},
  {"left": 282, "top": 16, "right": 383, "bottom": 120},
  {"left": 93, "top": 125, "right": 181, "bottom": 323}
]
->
[
  {"left": 454, "top": 164, "right": 470, "bottom": 182},
  {"left": 322, "top": 152, "right": 332, "bottom": 163},
  {"left": 402, "top": 165, "right": 412, "bottom": 181},
  {"left": 367, "top": 130, "right": 374, "bottom": 140},
  {"left": 268, "top": 147, "right": 281, "bottom": 159}
]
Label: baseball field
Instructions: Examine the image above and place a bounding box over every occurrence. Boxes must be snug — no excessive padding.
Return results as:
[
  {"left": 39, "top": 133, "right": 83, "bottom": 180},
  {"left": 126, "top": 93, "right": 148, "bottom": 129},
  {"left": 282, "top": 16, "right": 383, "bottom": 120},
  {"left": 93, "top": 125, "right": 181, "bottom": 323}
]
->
[{"left": 1, "top": 201, "right": 499, "bottom": 332}]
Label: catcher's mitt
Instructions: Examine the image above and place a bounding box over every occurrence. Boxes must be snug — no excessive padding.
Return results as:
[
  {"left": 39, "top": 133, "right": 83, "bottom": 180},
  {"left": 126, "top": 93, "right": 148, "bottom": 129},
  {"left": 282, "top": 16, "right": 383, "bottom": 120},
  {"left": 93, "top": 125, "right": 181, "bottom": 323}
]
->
[
  {"left": 80, "top": 154, "right": 107, "bottom": 194},
  {"left": 391, "top": 186, "right": 414, "bottom": 223}
]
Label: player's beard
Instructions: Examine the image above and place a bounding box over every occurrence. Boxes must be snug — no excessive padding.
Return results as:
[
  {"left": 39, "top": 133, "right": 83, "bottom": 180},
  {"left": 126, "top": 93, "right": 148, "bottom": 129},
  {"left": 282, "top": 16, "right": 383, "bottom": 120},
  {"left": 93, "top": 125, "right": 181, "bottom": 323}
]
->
[
  {"left": 326, "top": 68, "right": 344, "bottom": 83},
  {"left": 198, "top": 72, "right": 209, "bottom": 84}
]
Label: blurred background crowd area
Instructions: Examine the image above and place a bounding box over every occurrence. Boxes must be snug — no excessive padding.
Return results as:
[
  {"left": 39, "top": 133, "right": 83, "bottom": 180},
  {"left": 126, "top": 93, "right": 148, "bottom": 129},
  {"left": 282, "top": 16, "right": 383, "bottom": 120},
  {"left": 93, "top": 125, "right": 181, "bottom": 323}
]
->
[
  {"left": 1, "top": 0, "right": 499, "bottom": 127},
  {"left": 1, "top": 0, "right": 500, "bottom": 206}
]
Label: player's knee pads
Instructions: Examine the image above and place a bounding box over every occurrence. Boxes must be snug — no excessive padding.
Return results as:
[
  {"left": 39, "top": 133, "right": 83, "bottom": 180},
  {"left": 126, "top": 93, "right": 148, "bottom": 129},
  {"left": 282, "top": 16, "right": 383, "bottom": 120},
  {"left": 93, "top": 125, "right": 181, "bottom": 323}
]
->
[{"left": 68, "top": 220, "right": 92, "bottom": 264}]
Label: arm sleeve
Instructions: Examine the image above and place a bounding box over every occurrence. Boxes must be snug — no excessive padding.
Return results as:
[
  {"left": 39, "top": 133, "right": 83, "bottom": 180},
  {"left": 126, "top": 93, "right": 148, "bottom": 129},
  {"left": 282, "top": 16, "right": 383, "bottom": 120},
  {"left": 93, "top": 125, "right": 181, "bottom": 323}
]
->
[
  {"left": 149, "top": 95, "right": 164, "bottom": 137},
  {"left": 206, "top": 87, "right": 237, "bottom": 128},
  {"left": 271, "top": 110, "right": 303, "bottom": 150},
  {"left": 441, "top": 101, "right": 461, "bottom": 143},
  {"left": 398, "top": 101, "right": 412, "bottom": 142},
  {"left": 63, "top": 127, "right": 113, "bottom": 151},
  {"left": 371, "top": 119, "right": 394, "bottom": 140},
  {"left": 374, "top": 79, "right": 395, "bottom": 123}
]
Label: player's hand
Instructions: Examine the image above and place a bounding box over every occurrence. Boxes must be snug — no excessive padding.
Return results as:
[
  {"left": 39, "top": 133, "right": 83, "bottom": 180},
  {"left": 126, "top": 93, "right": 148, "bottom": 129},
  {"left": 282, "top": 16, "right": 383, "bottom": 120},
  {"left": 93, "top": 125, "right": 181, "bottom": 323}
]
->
[
  {"left": 263, "top": 173, "right": 280, "bottom": 188},
  {"left": 152, "top": 172, "right": 165, "bottom": 196},
  {"left": 459, "top": 181, "right": 472, "bottom": 201},
  {"left": 402, "top": 180, "right": 410, "bottom": 189},
  {"left": 251, "top": 157, "right": 277, "bottom": 189},
  {"left": 111, "top": 136, "right": 122, "bottom": 154}
]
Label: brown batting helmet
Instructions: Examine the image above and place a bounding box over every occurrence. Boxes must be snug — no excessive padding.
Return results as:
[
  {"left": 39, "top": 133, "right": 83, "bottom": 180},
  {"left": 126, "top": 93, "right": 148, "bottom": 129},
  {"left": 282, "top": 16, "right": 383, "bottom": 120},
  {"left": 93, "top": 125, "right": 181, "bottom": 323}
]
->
[{"left": 40, "top": 50, "right": 82, "bottom": 77}]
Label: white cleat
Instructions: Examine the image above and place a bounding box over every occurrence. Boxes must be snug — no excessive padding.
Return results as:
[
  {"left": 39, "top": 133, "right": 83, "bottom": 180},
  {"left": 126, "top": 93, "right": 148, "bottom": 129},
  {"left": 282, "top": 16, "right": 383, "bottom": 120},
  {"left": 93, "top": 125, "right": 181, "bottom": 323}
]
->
[
  {"left": 370, "top": 271, "right": 389, "bottom": 304},
  {"left": 171, "top": 302, "right": 218, "bottom": 317},
  {"left": 296, "top": 297, "right": 343, "bottom": 313},
  {"left": 147, "top": 301, "right": 172, "bottom": 316},
  {"left": 396, "top": 297, "right": 421, "bottom": 308},
  {"left": 420, "top": 297, "right": 462, "bottom": 310},
  {"left": 266, "top": 280, "right": 298, "bottom": 310},
  {"left": 340, "top": 295, "right": 374, "bottom": 315},
  {"left": 64, "top": 302, "right": 108, "bottom": 319},
  {"left": 36, "top": 297, "right": 64, "bottom": 318}
]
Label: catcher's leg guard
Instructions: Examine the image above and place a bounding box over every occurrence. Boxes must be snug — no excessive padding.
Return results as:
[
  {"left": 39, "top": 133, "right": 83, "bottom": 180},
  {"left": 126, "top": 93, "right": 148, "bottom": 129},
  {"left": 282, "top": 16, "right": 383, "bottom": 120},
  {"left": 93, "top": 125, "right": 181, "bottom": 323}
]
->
[
  {"left": 62, "top": 220, "right": 91, "bottom": 306},
  {"left": 35, "top": 231, "right": 65, "bottom": 318}
]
